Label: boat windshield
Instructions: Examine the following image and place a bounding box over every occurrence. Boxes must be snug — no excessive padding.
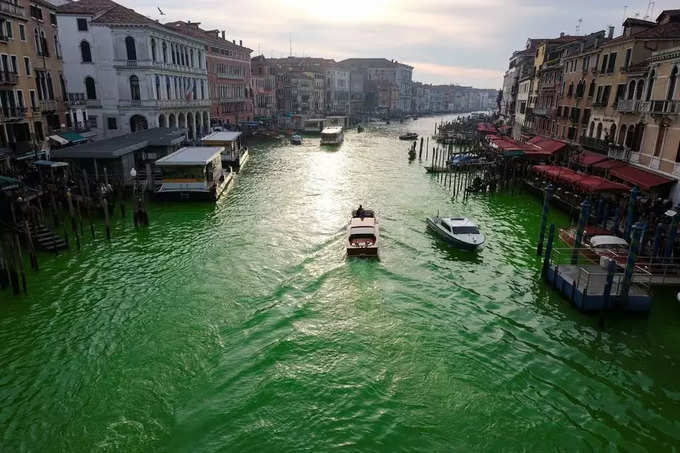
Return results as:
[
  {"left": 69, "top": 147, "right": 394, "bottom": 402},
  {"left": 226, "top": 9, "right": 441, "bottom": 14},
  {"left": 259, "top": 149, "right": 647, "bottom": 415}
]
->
[{"left": 451, "top": 226, "right": 480, "bottom": 235}]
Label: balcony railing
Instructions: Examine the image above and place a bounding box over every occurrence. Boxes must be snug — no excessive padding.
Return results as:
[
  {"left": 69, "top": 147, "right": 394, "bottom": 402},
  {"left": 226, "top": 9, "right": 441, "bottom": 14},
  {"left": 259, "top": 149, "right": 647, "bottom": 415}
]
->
[
  {"left": 1, "top": 106, "right": 27, "bottom": 119},
  {"left": 616, "top": 99, "right": 642, "bottom": 113},
  {"left": 67, "top": 92, "right": 86, "bottom": 106},
  {"left": 608, "top": 144, "right": 632, "bottom": 162},
  {"left": 580, "top": 136, "right": 610, "bottom": 153},
  {"left": 640, "top": 100, "right": 680, "bottom": 115},
  {"left": 119, "top": 98, "right": 211, "bottom": 108},
  {"left": 0, "top": 0, "right": 25, "bottom": 18},
  {"left": 39, "top": 99, "right": 56, "bottom": 112},
  {"left": 0, "top": 71, "right": 18, "bottom": 85}
]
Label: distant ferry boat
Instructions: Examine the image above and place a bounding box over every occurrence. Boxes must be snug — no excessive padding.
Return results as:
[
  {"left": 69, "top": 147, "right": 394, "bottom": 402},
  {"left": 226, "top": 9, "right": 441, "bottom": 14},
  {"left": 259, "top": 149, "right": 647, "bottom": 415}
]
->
[{"left": 320, "top": 126, "right": 344, "bottom": 145}]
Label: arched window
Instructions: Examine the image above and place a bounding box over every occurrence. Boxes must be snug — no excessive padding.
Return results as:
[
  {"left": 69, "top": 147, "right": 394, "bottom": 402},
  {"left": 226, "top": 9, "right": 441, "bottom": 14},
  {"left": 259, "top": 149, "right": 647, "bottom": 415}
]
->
[
  {"left": 627, "top": 81, "right": 636, "bottom": 100},
  {"left": 588, "top": 80, "right": 595, "bottom": 97},
  {"left": 589, "top": 121, "right": 595, "bottom": 137},
  {"left": 645, "top": 70, "right": 655, "bottom": 101},
  {"left": 85, "top": 76, "right": 96, "bottom": 99},
  {"left": 619, "top": 124, "right": 627, "bottom": 145},
  {"left": 151, "top": 38, "right": 156, "bottom": 62},
  {"left": 596, "top": 122, "right": 603, "bottom": 139},
  {"left": 567, "top": 82, "right": 574, "bottom": 97},
  {"left": 155, "top": 75, "right": 160, "bottom": 100},
  {"left": 129, "top": 75, "right": 140, "bottom": 100},
  {"left": 80, "top": 41, "right": 92, "bottom": 63},
  {"left": 667, "top": 66, "right": 678, "bottom": 101},
  {"left": 162, "top": 41, "right": 167, "bottom": 63},
  {"left": 46, "top": 73, "right": 54, "bottom": 100},
  {"left": 34, "top": 29, "right": 41, "bottom": 54},
  {"left": 165, "top": 75, "right": 170, "bottom": 100},
  {"left": 40, "top": 30, "right": 48, "bottom": 56},
  {"left": 609, "top": 124, "right": 616, "bottom": 143},
  {"left": 125, "top": 36, "right": 137, "bottom": 61},
  {"left": 635, "top": 80, "right": 644, "bottom": 100},
  {"left": 190, "top": 49, "right": 193, "bottom": 67}
]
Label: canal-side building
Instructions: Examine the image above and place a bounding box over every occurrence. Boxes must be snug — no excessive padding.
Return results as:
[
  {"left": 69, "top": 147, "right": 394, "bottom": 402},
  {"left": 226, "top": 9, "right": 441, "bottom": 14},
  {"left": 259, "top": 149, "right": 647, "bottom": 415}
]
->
[
  {"left": 0, "top": 0, "right": 68, "bottom": 157},
  {"left": 325, "top": 65, "right": 350, "bottom": 116},
  {"left": 166, "top": 21, "right": 253, "bottom": 127},
  {"left": 56, "top": 0, "right": 210, "bottom": 141},
  {"left": 250, "top": 55, "right": 275, "bottom": 123}
]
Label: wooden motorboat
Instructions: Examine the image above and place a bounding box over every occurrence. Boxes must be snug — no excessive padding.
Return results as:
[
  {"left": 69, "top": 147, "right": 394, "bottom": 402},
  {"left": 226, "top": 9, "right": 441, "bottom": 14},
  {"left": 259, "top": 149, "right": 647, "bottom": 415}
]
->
[
  {"left": 346, "top": 209, "right": 379, "bottom": 257},
  {"left": 399, "top": 132, "right": 418, "bottom": 141},
  {"left": 427, "top": 216, "right": 485, "bottom": 250}
]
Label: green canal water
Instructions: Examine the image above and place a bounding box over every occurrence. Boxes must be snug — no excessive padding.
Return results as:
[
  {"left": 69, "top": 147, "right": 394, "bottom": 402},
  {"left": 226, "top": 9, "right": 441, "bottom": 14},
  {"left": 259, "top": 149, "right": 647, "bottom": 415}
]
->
[{"left": 1, "top": 115, "right": 680, "bottom": 452}]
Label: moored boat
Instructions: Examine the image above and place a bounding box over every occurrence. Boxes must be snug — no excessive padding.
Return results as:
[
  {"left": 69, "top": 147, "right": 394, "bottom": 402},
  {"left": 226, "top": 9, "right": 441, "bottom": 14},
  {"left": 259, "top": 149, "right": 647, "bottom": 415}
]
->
[
  {"left": 346, "top": 208, "right": 379, "bottom": 257},
  {"left": 427, "top": 216, "right": 485, "bottom": 250},
  {"left": 399, "top": 132, "right": 418, "bottom": 141},
  {"left": 154, "top": 147, "right": 233, "bottom": 201}
]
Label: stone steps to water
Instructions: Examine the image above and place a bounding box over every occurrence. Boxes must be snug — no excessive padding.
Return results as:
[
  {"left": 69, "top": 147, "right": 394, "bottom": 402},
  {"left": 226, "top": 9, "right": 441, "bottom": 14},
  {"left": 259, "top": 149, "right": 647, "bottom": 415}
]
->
[{"left": 28, "top": 224, "right": 67, "bottom": 251}]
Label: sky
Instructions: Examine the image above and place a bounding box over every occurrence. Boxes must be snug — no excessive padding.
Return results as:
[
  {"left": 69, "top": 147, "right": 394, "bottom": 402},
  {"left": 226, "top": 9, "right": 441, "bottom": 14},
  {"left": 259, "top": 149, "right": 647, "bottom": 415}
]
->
[{"left": 130, "top": 0, "right": 680, "bottom": 89}]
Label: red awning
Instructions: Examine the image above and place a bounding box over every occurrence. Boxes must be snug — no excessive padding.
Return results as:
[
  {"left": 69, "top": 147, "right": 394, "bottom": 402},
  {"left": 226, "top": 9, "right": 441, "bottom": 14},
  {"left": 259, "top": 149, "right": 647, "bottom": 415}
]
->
[
  {"left": 532, "top": 165, "right": 576, "bottom": 179},
  {"left": 571, "top": 151, "right": 609, "bottom": 166},
  {"left": 592, "top": 159, "right": 626, "bottom": 170},
  {"left": 609, "top": 165, "right": 675, "bottom": 190},
  {"left": 527, "top": 136, "right": 567, "bottom": 154},
  {"left": 575, "top": 175, "right": 630, "bottom": 193},
  {"left": 477, "top": 123, "right": 497, "bottom": 134}
]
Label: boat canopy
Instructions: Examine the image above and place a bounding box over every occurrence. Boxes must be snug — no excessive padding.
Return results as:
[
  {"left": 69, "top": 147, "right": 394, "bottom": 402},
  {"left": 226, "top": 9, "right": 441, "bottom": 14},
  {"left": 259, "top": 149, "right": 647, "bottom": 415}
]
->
[
  {"left": 155, "top": 147, "right": 224, "bottom": 166},
  {"left": 321, "top": 126, "right": 343, "bottom": 134},
  {"left": 590, "top": 235, "right": 629, "bottom": 248},
  {"left": 201, "top": 131, "right": 242, "bottom": 143},
  {"left": 350, "top": 227, "right": 376, "bottom": 236}
]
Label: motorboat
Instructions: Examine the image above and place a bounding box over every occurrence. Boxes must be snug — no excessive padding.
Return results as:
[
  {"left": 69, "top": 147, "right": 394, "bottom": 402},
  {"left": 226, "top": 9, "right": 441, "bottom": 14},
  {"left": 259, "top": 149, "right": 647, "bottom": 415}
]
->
[
  {"left": 321, "top": 126, "right": 344, "bottom": 145},
  {"left": 399, "top": 132, "right": 418, "bottom": 141},
  {"left": 559, "top": 227, "right": 629, "bottom": 266},
  {"left": 290, "top": 134, "right": 303, "bottom": 145},
  {"left": 346, "top": 209, "right": 379, "bottom": 257},
  {"left": 427, "top": 216, "right": 485, "bottom": 250}
]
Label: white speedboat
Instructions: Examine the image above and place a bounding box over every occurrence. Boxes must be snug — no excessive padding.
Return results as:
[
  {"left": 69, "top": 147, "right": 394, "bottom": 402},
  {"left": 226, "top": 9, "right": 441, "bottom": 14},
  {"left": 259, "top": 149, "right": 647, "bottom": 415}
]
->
[
  {"left": 290, "top": 134, "right": 303, "bottom": 145},
  {"left": 427, "top": 216, "right": 485, "bottom": 250},
  {"left": 320, "top": 126, "right": 344, "bottom": 145}
]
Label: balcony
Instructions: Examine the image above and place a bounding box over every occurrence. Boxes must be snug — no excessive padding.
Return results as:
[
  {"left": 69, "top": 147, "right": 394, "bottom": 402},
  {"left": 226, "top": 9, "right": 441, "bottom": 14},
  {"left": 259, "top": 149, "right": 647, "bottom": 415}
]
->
[
  {"left": 119, "top": 98, "right": 211, "bottom": 109},
  {"left": 607, "top": 144, "right": 632, "bottom": 161},
  {"left": 0, "top": 70, "right": 17, "bottom": 85},
  {"left": 67, "top": 93, "right": 86, "bottom": 106},
  {"left": 640, "top": 100, "right": 680, "bottom": 115},
  {"left": 39, "top": 99, "right": 57, "bottom": 112},
  {"left": 616, "top": 99, "right": 641, "bottom": 113},
  {"left": 1, "top": 106, "right": 27, "bottom": 120},
  {"left": 217, "top": 72, "right": 244, "bottom": 80},
  {"left": 0, "top": 0, "right": 25, "bottom": 18},
  {"left": 580, "top": 136, "right": 610, "bottom": 153}
]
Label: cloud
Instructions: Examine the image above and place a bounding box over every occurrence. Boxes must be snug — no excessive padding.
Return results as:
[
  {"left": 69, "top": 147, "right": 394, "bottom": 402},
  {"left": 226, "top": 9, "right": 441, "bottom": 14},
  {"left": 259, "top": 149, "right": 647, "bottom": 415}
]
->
[{"left": 405, "top": 61, "right": 504, "bottom": 88}]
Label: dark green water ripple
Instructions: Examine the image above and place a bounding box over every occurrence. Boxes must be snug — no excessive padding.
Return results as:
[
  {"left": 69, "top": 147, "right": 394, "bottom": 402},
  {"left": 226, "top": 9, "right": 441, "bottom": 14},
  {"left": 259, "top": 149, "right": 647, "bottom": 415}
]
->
[{"left": 1, "top": 115, "right": 680, "bottom": 452}]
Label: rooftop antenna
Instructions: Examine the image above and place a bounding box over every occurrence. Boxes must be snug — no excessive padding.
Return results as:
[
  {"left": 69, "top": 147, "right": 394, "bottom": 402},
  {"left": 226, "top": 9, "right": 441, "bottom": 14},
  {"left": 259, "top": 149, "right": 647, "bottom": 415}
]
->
[
  {"left": 643, "top": 0, "right": 655, "bottom": 20},
  {"left": 575, "top": 18, "right": 583, "bottom": 34}
]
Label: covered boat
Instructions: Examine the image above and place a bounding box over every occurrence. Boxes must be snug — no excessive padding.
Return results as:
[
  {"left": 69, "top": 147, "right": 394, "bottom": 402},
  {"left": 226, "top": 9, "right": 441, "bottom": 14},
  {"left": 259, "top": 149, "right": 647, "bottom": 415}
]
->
[
  {"left": 290, "top": 134, "right": 303, "bottom": 145},
  {"left": 427, "top": 216, "right": 485, "bottom": 250},
  {"left": 399, "top": 132, "right": 418, "bottom": 140},
  {"left": 321, "top": 126, "right": 344, "bottom": 145},
  {"left": 346, "top": 209, "right": 379, "bottom": 257}
]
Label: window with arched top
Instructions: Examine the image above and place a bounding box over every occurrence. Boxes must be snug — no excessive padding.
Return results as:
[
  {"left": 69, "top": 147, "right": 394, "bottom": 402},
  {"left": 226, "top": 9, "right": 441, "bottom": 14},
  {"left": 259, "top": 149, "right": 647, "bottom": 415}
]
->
[
  {"left": 589, "top": 121, "right": 595, "bottom": 137},
  {"left": 596, "top": 122, "right": 603, "bottom": 139},
  {"left": 627, "top": 80, "right": 636, "bottom": 100},
  {"left": 46, "top": 73, "right": 54, "bottom": 99},
  {"left": 80, "top": 41, "right": 92, "bottom": 63},
  {"left": 155, "top": 75, "right": 160, "bottom": 100},
  {"left": 85, "top": 76, "right": 96, "bottom": 99},
  {"left": 151, "top": 38, "right": 156, "bottom": 62},
  {"left": 162, "top": 41, "right": 167, "bottom": 63},
  {"left": 667, "top": 66, "right": 677, "bottom": 101},
  {"left": 646, "top": 70, "right": 655, "bottom": 101},
  {"left": 125, "top": 36, "right": 137, "bottom": 61},
  {"left": 129, "top": 75, "right": 140, "bottom": 100},
  {"left": 567, "top": 82, "right": 574, "bottom": 97},
  {"left": 635, "top": 80, "right": 644, "bottom": 100}
]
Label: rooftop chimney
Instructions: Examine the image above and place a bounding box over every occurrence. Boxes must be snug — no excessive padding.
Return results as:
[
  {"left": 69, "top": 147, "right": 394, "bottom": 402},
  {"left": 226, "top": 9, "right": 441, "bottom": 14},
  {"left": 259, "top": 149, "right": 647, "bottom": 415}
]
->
[
  {"left": 239, "top": 39, "right": 242, "bottom": 46},
  {"left": 608, "top": 26, "right": 614, "bottom": 39},
  {"left": 221, "top": 30, "right": 225, "bottom": 39},
  {"left": 233, "top": 39, "right": 236, "bottom": 44}
]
